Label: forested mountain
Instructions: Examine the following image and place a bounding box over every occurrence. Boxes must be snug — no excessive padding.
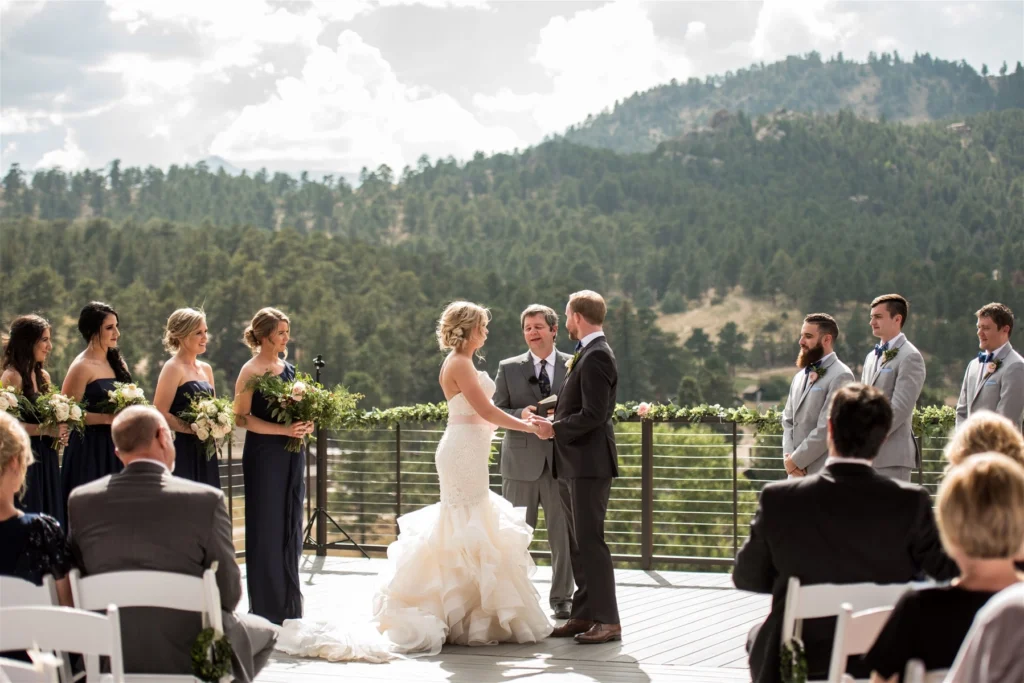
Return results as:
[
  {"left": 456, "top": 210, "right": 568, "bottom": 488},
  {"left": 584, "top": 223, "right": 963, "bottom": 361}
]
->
[
  {"left": 2, "top": 101, "right": 1022, "bottom": 407},
  {"left": 562, "top": 52, "right": 1024, "bottom": 154}
]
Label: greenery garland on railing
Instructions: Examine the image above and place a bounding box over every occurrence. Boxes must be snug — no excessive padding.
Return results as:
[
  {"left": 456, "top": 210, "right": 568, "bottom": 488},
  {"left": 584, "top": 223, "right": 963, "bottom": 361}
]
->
[{"left": 336, "top": 402, "right": 957, "bottom": 437}]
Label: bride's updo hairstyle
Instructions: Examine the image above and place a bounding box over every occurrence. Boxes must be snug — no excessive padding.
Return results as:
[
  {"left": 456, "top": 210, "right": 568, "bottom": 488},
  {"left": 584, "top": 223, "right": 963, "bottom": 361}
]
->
[
  {"left": 436, "top": 301, "right": 490, "bottom": 352},
  {"left": 243, "top": 307, "right": 290, "bottom": 357}
]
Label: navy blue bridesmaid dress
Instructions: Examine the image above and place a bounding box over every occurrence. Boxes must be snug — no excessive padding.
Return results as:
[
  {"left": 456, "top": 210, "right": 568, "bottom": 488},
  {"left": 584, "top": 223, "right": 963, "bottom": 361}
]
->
[
  {"left": 168, "top": 380, "right": 222, "bottom": 489},
  {"left": 60, "top": 378, "right": 121, "bottom": 508},
  {"left": 242, "top": 362, "right": 304, "bottom": 624},
  {"left": 18, "top": 408, "right": 66, "bottom": 529}
]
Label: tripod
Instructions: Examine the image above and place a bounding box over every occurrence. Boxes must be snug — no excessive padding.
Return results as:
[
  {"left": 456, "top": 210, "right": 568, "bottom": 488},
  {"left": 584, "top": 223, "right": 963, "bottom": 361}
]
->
[{"left": 302, "top": 354, "right": 370, "bottom": 560}]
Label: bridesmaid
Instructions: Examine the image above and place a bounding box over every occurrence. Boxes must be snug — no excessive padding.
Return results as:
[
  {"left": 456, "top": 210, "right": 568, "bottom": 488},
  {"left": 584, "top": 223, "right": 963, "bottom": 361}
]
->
[
  {"left": 60, "top": 302, "right": 132, "bottom": 507},
  {"left": 153, "top": 308, "right": 221, "bottom": 488},
  {"left": 1, "top": 315, "right": 69, "bottom": 527},
  {"left": 233, "top": 307, "right": 312, "bottom": 625}
]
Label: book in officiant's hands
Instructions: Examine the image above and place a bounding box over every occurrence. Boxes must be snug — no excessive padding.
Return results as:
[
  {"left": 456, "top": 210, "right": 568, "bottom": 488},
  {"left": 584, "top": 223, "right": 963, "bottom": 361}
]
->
[{"left": 532, "top": 394, "right": 557, "bottom": 418}]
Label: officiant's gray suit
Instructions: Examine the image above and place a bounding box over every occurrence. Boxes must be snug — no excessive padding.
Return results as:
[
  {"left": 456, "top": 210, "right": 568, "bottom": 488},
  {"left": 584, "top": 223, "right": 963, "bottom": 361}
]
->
[
  {"left": 955, "top": 343, "right": 1024, "bottom": 431},
  {"left": 860, "top": 335, "right": 926, "bottom": 480},
  {"left": 68, "top": 462, "right": 277, "bottom": 682},
  {"left": 782, "top": 354, "right": 855, "bottom": 474},
  {"left": 494, "top": 350, "right": 575, "bottom": 607}
]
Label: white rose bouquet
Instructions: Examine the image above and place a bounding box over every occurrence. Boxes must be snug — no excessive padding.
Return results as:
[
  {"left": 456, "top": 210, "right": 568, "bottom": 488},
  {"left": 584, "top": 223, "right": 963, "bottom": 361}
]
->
[
  {"left": 34, "top": 388, "right": 86, "bottom": 456},
  {"left": 178, "top": 395, "right": 234, "bottom": 460},
  {"left": 102, "top": 382, "right": 148, "bottom": 413},
  {"left": 0, "top": 383, "right": 30, "bottom": 419},
  {"left": 245, "top": 372, "right": 361, "bottom": 453}
]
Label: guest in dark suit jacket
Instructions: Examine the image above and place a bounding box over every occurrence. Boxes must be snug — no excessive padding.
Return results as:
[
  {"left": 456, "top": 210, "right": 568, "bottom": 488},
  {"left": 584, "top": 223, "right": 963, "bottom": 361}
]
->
[
  {"left": 733, "top": 383, "right": 958, "bottom": 683},
  {"left": 68, "top": 406, "right": 277, "bottom": 682},
  {"left": 533, "top": 290, "right": 620, "bottom": 645}
]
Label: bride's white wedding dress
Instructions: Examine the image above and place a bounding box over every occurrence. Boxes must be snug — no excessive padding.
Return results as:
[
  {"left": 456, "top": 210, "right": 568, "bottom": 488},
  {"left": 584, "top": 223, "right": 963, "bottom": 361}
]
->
[{"left": 275, "top": 370, "right": 553, "bottom": 662}]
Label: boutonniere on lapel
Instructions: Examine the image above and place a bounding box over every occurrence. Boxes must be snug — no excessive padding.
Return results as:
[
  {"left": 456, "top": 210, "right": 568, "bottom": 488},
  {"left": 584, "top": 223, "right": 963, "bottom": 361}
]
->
[
  {"left": 807, "top": 365, "right": 827, "bottom": 384},
  {"left": 984, "top": 359, "right": 1003, "bottom": 380},
  {"left": 565, "top": 350, "right": 581, "bottom": 374},
  {"left": 882, "top": 347, "right": 899, "bottom": 365}
]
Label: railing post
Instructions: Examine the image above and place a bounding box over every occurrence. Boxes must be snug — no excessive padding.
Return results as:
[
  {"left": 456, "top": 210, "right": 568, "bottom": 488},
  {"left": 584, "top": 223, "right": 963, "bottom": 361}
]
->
[
  {"left": 226, "top": 439, "right": 233, "bottom": 522},
  {"left": 641, "top": 419, "right": 654, "bottom": 570},
  {"left": 395, "top": 422, "right": 402, "bottom": 537},
  {"left": 732, "top": 421, "right": 739, "bottom": 559},
  {"left": 315, "top": 422, "right": 327, "bottom": 556}
]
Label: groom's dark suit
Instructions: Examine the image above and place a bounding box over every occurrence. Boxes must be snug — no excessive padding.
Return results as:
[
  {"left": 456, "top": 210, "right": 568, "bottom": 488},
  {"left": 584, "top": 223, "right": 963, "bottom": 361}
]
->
[{"left": 551, "top": 334, "right": 620, "bottom": 625}]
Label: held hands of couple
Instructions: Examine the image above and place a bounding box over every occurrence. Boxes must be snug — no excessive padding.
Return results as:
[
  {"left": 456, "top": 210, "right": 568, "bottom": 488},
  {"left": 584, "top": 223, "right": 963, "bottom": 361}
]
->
[
  {"left": 783, "top": 453, "right": 806, "bottom": 477},
  {"left": 526, "top": 414, "right": 555, "bottom": 440}
]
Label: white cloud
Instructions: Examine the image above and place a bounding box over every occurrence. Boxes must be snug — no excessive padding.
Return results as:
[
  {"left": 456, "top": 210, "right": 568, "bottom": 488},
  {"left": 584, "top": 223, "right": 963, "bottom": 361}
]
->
[
  {"left": 748, "top": 0, "right": 859, "bottom": 62},
  {"left": 686, "top": 21, "right": 707, "bottom": 37},
  {"left": 210, "top": 30, "right": 523, "bottom": 171},
  {"left": 1, "top": 109, "right": 50, "bottom": 135},
  {"left": 35, "top": 128, "right": 88, "bottom": 170},
  {"left": 473, "top": 0, "right": 692, "bottom": 132},
  {"left": 941, "top": 2, "right": 982, "bottom": 27}
]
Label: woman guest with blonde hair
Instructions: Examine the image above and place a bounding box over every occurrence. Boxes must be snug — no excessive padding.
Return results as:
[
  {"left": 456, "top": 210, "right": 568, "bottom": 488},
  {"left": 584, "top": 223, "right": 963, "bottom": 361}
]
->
[
  {"left": 1, "top": 315, "right": 68, "bottom": 525},
  {"left": 61, "top": 301, "right": 133, "bottom": 507},
  {"left": 152, "top": 308, "right": 220, "bottom": 488},
  {"left": 945, "top": 410, "right": 1024, "bottom": 470},
  {"left": 0, "top": 412, "right": 73, "bottom": 607},
  {"left": 233, "top": 307, "right": 312, "bottom": 625},
  {"left": 864, "top": 453, "right": 1024, "bottom": 681}
]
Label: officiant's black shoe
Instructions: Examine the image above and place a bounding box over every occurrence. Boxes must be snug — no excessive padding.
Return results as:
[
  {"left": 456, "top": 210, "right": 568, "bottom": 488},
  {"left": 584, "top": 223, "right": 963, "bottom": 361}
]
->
[
  {"left": 550, "top": 618, "right": 595, "bottom": 637},
  {"left": 552, "top": 601, "right": 572, "bottom": 620},
  {"left": 575, "top": 623, "right": 621, "bottom": 644}
]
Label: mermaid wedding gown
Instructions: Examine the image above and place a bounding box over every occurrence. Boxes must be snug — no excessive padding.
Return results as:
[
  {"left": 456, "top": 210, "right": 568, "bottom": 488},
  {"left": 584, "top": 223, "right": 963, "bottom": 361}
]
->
[{"left": 275, "top": 370, "right": 553, "bottom": 661}]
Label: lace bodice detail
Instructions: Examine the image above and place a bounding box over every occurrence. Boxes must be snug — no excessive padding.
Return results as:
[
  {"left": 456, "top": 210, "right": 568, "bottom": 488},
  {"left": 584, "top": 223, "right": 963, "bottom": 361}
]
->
[
  {"left": 436, "top": 371, "right": 496, "bottom": 507},
  {"left": 446, "top": 371, "right": 496, "bottom": 416}
]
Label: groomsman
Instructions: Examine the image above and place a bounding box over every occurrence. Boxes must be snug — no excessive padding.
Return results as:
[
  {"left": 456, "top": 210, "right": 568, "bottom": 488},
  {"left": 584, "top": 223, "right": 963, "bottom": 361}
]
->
[
  {"left": 782, "top": 314, "right": 855, "bottom": 477},
  {"left": 861, "top": 294, "right": 925, "bottom": 481},
  {"left": 956, "top": 303, "right": 1024, "bottom": 431},
  {"left": 493, "top": 304, "right": 575, "bottom": 619}
]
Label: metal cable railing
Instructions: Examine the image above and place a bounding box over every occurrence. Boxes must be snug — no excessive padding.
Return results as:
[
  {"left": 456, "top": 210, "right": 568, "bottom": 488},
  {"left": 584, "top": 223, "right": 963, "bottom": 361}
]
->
[{"left": 221, "top": 419, "right": 950, "bottom": 568}]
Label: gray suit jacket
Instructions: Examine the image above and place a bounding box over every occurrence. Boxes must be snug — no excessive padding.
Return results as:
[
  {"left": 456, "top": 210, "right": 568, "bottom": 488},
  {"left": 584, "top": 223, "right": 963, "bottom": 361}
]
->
[
  {"left": 955, "top": 343, "right": 1024, "bottom": 431},
  {"left": 861, "top": 336, "right": 926, "bottom": 469},
  {"left": 782, "top": 354, "right": 855, "bottom": 474},
  {"left": 68, "top": 462, "right": 257, "bottom": 677},
  {"left": 494, "top": 350, "right": 571, "bottom": 481}
]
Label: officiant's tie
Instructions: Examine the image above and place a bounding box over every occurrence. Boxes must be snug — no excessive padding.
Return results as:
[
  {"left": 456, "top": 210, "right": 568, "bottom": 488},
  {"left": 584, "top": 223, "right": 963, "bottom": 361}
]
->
[{"left": 537, "top": 359, "right": 551, "bottom": 398}]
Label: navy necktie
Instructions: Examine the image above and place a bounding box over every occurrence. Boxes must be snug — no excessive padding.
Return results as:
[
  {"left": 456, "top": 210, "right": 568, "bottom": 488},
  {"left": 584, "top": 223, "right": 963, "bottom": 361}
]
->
[
  {"left": 978, "top": 351, "right": 995, "bottom": 364},
  {"left": 537, "top": 359, "right": 551, "bottom": 398},
  {"left": 574, "top": 341, "right": 583, "bottom": 353},
  {"left": 874, "top": 341, "right": 889, "bottom": 357}
]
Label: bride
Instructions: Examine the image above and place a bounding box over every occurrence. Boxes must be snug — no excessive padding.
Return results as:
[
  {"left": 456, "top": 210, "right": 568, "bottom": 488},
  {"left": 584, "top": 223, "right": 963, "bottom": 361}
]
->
[{"left": 276, "top": 302, "right": 554, "bottom": 661}]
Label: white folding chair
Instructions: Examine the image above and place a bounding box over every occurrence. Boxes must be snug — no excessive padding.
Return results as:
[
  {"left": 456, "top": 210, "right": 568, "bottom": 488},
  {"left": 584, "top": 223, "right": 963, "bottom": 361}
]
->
[
  {"left": 0, "top": 653, "right": 62, "bottom": 683},
  {"left": 69, "top": 566, "right": 224, "bottom": 683},
  {"left": 0, "top": 576, "right": 58, "bottom": 608},
  {"left": 781, "top": 577, "right": 913, "bottom": 682},
  {"left": 827, "top": 603, "right": 893, "bottom": 682},
  {"left": 0, "top": 605, "right": 125, "bottom": 682}
]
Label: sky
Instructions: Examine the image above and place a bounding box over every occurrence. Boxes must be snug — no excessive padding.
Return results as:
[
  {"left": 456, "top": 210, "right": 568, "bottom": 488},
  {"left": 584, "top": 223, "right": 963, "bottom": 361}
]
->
[{"left": 1, "top": 0, "right": 1022, "bottom": 177}]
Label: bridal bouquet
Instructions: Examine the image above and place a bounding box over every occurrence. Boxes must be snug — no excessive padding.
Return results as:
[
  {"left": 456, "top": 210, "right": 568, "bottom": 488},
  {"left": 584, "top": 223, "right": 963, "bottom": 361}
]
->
[
  {"left": 0, "top": 384, "right": 31, "bottom": 419},
  {"left": 34, "top": 388, "right": 86, "bottom": 457},
  {"left": 102, "top": 382, "right": 148, "bottom": 413},
  {"left": 178, "top": 396, "right": 234, "bottom": 460},
  {"left": 245, "top": 372, "right": 361, "bottom": 452}
]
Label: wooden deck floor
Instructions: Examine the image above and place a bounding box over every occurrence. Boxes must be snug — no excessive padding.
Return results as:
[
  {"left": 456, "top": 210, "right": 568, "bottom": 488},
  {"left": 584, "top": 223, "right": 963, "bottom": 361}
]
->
[{"left": 239, "top": 555, "right": 767, "bottom": 683}]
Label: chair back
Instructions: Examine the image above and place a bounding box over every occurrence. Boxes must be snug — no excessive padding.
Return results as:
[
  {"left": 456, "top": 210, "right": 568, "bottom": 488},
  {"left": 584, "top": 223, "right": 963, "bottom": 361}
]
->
[
  {"left": 0, "top": 605, "right": 124, "bottom": 682},
  {"left": 0, "top": 575, "right": 58, "bottom": 608},
  {"left": 0, "top": 653, "right": 62, "bottom": 683},
  {"left": 827, "top": 603, "right": 894, "bottom": 682},
  {"left": 68, "top": 565, "right": 223, "bottom": 633},
  {"left": 781, "top": 576, "right": 913, "bottom": 642}
]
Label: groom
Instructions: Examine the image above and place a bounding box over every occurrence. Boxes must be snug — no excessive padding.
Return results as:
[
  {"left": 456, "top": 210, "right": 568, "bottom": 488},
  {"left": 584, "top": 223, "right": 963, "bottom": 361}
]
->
[{"left": 533, "top": 290, "right": 621, "bottom": 644}]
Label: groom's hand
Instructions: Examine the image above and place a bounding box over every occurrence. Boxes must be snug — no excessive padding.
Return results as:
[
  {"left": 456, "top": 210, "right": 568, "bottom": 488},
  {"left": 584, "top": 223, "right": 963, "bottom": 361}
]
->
[{"left": 531, "top": 417, "right": 555, "bottom": 440}]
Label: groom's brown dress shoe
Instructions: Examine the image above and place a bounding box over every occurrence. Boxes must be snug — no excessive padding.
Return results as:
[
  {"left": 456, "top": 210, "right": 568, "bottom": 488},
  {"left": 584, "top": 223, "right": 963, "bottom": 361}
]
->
[
  {"left": 574, "top": 623, "right": 622, "bottom": 644},
  {"left": 550, "top": 619, "right": 595, "bottom": 638}
]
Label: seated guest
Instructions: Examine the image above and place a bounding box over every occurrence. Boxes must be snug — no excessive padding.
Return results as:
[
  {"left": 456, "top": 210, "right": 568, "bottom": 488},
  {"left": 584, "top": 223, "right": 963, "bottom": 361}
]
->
[
  {"left": 0, "top": 411, "right": 72, "bottom": 604},
  {"left": 68, "top": 406, "right": 277, "bottom": 682},
  {"left": 863, "top": 453, "right": 1024, "bottom": 682},
  {"left": 733, "top": 383, "right": 958, "bottom": 683},
  {"left": 947, "top": 581, "right": 1024, "bottom": 683},
  {"left": 945, "top": 410, "right": 1024, "bottom": 469}
]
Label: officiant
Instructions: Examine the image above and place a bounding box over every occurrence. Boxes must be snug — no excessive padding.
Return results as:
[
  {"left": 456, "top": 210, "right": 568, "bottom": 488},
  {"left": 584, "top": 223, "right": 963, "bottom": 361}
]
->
[{"left": 493, "top": 304, "right": 575, "bottom": 620}]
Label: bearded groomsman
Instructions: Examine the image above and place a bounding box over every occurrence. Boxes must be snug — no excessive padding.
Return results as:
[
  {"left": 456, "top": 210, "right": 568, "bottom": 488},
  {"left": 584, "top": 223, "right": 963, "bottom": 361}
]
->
[
  {"left": 956, "top": 303, "right": 1024, "bottom": 431},
  {"left": 493, "top": 304, "right": 575, "bottom": 619},
  {"left": 782, "top": 314, "right": 855, "bottom": 477},
  {"left": 861, "top": 294, "right": 926, "bottom": 481}
]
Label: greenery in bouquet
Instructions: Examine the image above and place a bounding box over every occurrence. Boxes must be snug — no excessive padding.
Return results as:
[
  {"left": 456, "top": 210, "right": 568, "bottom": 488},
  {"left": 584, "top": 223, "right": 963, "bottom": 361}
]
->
[
  {"left": 245, "top": 371, "right": 362, "bottom": 452},
  {"left": 101, "top": 382, "right": 149, "bottom": 413},
  {"left": 178, "top": 395, "right": 234, "bottom": 460},
  {"left": 34, "top": 387, "right": 86, "bottom": 456},
  {"left": 0, "top": 383, "right": 32, "bottom": 419}
]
